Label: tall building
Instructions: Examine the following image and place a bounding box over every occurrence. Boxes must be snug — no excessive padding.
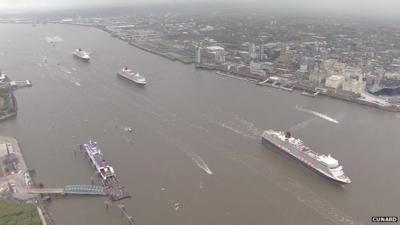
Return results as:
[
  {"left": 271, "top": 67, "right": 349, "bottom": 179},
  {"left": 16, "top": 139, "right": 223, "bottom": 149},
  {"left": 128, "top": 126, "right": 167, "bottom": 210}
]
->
[
  {"left": 259, "top": 43, "right": 265, "bottom": 61},
  {"left": 309, "top": 59, "right": 345, "bottom": 84},
  {"left": 206, "top": 46, "right": 225, "bottom": 64},
  {"left": 341, "top": 67, "right": 365, "bottom": 94},
  {"left": 249, "top": 43, "right": 257, "bottom": 59},
  {"left": 194, "top": 45, "right": 202, "bottom": 64}
]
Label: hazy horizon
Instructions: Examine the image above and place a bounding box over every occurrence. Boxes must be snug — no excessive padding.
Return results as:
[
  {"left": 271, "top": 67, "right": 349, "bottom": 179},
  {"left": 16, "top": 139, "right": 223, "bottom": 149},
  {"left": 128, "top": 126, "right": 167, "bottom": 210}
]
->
[{"left": 1, "top": 0, "right": 400, "bottom": 20}]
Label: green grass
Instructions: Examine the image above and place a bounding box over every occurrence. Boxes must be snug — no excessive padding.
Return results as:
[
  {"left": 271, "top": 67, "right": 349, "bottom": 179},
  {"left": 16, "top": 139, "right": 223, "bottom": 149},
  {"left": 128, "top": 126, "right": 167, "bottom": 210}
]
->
[
  {"left": 0, "top": 87, "right": 13, "bottom": 113},
  {"left": 0, "top": 87, "right": 9, "bottom": 98},
  {"left": 0, "top": 199, "right": 41, "bottom": 225}
]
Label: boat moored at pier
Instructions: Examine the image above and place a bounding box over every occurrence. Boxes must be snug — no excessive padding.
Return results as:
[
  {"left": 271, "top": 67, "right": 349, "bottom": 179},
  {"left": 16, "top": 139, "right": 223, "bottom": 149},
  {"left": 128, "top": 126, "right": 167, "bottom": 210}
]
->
[
  {"left": 82, "top": 140, "right": 115, "bottom": 181},
  {"left": 80, "top": 140, "right": 130, "bottom": 201}
]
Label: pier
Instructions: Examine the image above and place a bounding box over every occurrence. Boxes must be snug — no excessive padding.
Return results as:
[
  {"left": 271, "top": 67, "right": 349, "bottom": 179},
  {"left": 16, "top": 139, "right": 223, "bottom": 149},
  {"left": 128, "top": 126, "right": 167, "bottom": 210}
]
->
[
  {"left": 28, "top": 185, "right": 107, "bottom": 196},
  {"left": 10, "top": 80, "right": 32, "bottom": 89},
  {"left": 103, "top": 177, "right": 130, "bottom": 201},
  {"left": 105, "top": 200, "right": 135, "bottom": 225}
]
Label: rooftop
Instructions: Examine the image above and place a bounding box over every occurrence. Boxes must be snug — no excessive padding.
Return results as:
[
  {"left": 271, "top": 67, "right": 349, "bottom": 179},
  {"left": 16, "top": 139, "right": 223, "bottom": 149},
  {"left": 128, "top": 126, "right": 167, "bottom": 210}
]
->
[
  {"left": 327, "top": 75, "right": 344, "bottom": 81},
  {"left": 0, "top": 143, "right": 9, "bottom": 158},
  {"left": 206, "top": 46, "right": 224, "bottom": 51}
]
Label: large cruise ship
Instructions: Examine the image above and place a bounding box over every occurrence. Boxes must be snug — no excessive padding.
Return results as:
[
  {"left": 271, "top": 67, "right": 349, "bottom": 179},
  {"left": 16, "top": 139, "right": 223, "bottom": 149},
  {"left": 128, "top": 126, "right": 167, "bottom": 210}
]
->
[
  {"left": 81, "top": 140, "right": 115, "bottom": 181},
  {"left": 262, "top": 129, "right": 351, "bottom": 184},
  {"left": 117, "top": 66, "right": 146, "bottom": 85},
  {"left": 73, "top": 48, "right": 90, "bottom": 61}
]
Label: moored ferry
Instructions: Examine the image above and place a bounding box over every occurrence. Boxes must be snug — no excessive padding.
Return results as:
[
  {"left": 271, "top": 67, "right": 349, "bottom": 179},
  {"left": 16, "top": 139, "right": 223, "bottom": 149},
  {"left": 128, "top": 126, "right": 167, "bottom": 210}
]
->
[{"left": 81, "top": 140, "right": 115, "bottom": 181}]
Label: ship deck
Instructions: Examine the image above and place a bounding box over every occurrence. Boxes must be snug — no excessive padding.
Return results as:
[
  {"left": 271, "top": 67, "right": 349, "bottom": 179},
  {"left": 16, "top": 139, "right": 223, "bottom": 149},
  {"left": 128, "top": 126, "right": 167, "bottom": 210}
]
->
[{"left": 80, "top": 143, "right": 130, "bottom": 201}]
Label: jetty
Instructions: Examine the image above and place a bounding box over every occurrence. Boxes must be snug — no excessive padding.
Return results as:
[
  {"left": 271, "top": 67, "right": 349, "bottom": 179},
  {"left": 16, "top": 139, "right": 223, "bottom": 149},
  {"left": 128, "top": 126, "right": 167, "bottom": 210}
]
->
[
  {"left": 10, "top": 80, "right": 32, "bottom": 89},
  {"left": 28, "top": 185, "right": 107, "bottom": 196}
]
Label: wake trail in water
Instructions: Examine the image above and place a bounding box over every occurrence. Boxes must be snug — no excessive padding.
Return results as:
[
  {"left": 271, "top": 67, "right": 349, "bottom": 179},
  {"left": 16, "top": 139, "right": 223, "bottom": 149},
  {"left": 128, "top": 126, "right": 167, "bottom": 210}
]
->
[
  {"left": 289, "top": 117, "right": 318, "bottom": 132},
  {"left": 184, "top": 148, "right": 213, "bottom": 175},
  {"left": 233, "top": 114, "right": 263, "bottom": 137},
  {"left": 219, "top": 123, "right": 259, "bottom": 140},
  {"left": 161, "top": 132, "right": 212, "bottom": 175},
  {"left": 45, "top": 36, "right": 63, "bottom": 43},
  {"left": 57, "top": 66, "right": 81, "bottom": 86},
  {"left": 296, "top": 105, "right": 339, "bottom": 124},
  {"left": 229, "top": 155, "right": 362, "bottom": 225},
  {"left": 59, "top": 67, "right": 72, "bottom": 74},
  {"left": 204, "top": 113, "right": 262, "bottom": 140}
]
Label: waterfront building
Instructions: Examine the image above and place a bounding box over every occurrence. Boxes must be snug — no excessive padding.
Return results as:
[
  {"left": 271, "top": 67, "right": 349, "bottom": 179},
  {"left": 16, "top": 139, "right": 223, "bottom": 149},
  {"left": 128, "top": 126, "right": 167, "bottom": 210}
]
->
[
  {"left": 310, "top": 59, "right": 345, "bottom": 84},
  {"left": 250, "top": 61, "right": 267, "bottom": 76},
  {"left": 325, "top": 75, "right": 345, "bottom": 89},
  {"left": 206, "top": 46, "right": 225, "bottom": 64},
  {"left": 299, "top": 64, "right": 308, "bottom": 73},
  {"left": 194, "top": 45, "right": 202, "bottom": 64},
  {"left": 0, "top": 73, "right": 6, "bottom": 84},
  {"left": 249, "top": 43, "right": 257, "bottom": 59},
  {"left": 259, "top": 43, "right": 265, "bottom": 61},
  {"left": 0, "top": 143, "right": 17, "bottom": 176},
  {"left": 342, "top": 67, "right": 365, "bottom": 94},
  {"left": 309, "top": 67, "right": 324, "bottom": 84}
]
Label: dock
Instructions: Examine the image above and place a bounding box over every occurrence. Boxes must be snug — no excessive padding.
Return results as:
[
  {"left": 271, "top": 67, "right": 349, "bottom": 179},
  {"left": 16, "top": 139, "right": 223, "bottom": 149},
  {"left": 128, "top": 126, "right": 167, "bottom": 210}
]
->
[
  {"left": 10, "top": 80, "right": 32, "bottom": 88},
  {"left": 103, "top": 177, "right": 130, "bottom": 201},
  {"left": 28, "top": 185, "right": 107, "bottom": 196}
]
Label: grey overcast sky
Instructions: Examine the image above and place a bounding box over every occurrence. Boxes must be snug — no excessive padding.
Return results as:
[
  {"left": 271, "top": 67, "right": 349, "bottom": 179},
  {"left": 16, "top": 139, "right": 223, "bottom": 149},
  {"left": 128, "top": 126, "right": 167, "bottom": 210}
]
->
[{"left": 1, "top": 0, "right": 400, "bottom": 18}]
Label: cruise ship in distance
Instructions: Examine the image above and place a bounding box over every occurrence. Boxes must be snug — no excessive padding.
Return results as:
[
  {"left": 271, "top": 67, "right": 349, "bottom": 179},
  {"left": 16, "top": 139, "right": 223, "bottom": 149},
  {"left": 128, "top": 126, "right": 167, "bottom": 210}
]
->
[
  {"left": 73, "top": 48, "right": 90, "bottom": 61},
  {"left": 82, "top": 140, "right": 115, "bottom": 181},
  {"left": 117, "top": 66, "right": 146, "bottom": 85},
  {"left": 262, "top": 129, "right": 351, "bottom": 184}
]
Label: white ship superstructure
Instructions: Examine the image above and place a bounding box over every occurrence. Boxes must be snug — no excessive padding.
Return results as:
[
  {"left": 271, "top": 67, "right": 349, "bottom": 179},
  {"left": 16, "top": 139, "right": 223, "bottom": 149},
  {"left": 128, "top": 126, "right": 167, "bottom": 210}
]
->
[
  {"left": 117, "top": 67, "right": 146, "bottom": 85},
  {"left": 262, "top": 129, "right": 351, "bottom": 184},
  {"left": 82, "top": 140, "right": 115, "bottom": 181}
]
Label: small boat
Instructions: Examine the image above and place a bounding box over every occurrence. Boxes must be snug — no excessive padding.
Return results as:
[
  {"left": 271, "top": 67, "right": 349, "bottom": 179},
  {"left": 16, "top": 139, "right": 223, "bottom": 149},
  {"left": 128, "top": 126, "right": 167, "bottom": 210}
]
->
[
  {"left": 271, "top": 81, "right": 282, "bottom": 88},
  {"left": 280, "top": 84, "right": 294, "bottom": 92},
  {"left": 257, "top": 79, "right": 269, "bottom": 86},
  {"left": 301, "top": 90, "right": 319, "bottom": 97},
  {"left": 73, "top": 48, "right": 90, "bottom": 61}
]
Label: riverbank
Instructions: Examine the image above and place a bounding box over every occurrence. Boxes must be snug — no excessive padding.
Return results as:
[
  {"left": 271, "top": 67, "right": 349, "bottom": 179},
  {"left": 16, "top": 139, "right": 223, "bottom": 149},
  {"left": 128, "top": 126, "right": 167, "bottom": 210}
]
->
[
  {"left": 87, "top": 24, "right": 194, "bottom": 65},
  {"left": 48, "top": 21, "right": 400, "bottom": 113},
  {"left": 0, "top": 84, "right": 18, "bottom": 122},
  {"left": 293, "top": 82, "right": 400, "bottom": 112},
  {"left": 93, "top": 22, "right": 400, "bottom": 112},
  {"left": 0, "top": 198, "right": 41, "bottom": 225},
  {"left": 0, "top": 136, "right": 55, "bottom": 225}
]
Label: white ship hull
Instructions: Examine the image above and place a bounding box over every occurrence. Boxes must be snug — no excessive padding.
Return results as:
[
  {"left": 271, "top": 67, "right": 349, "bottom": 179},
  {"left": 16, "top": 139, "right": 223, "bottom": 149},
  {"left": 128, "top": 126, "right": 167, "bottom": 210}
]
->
[
  {"left": 117, "top": 69, "right": 147, "bottom": 85},
  {"left": 262, "top": 130, "right": 351, "bottom": 184}
]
